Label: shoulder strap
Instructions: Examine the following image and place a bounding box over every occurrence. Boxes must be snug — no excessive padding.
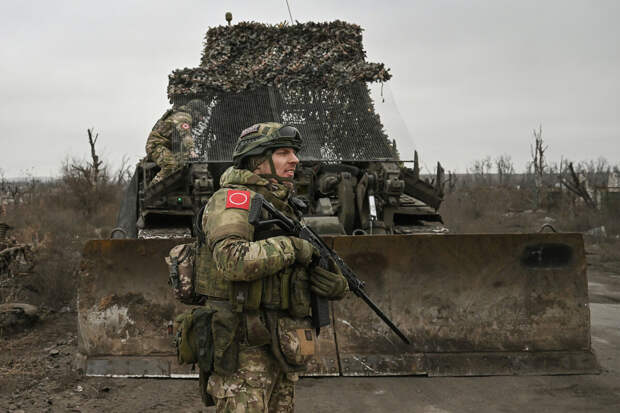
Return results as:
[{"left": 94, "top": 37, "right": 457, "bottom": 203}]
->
[{"left": 195, "top": 204, "right": 207, "bottom": 246}]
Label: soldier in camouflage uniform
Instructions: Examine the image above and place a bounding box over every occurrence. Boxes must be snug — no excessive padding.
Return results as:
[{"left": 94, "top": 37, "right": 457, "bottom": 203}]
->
[
  {"left": 145, "top": 100, "right": 203, "bottom": 186},
  {"left": 200, "top": 123, "right": 348, "bottom": 412}
]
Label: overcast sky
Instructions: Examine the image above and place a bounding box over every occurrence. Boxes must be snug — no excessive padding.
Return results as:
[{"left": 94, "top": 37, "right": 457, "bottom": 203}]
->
[{"left": 1, "top": 0, "right": 618, "bottom": 178}]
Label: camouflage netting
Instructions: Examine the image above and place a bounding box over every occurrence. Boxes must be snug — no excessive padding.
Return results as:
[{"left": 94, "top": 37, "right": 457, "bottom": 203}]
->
[
  {"left": 164, "top": 20, "right": 398, "bottom": 162},
  {"left": 167, "top": 21, "right": 391, "bottom": 96},
  {"left": 171, "top": 83, "right": 398, "bottom": 162}
]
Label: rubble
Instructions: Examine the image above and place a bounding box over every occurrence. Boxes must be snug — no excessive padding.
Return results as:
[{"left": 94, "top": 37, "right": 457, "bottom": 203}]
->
[{"left": 0, "top": 303, "right": 39, "bottom": 336}]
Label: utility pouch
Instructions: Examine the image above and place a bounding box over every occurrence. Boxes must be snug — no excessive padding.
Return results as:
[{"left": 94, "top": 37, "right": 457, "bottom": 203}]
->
[
  {"left": 174, "top": 307, "right": 215, "bottom": 371},
  {"left": 268, "top": 313, "right": 315, "bottom": 371},
  {"left": 166, "top": 243, "right": 201, "bottom": 305},
  {"left": 211, "top": 308, "right": 240, "bottom": 375},
  {"left": 288, "top": 266, "right": 312, "bottom": 318},
  {"left": 230, "top": 279, "right": 262, "bottom": 312}
]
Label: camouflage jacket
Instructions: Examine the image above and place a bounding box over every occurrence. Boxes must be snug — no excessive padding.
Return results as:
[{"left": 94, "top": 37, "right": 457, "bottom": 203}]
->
[
  {"left": 145, "top": 107, "right": 196, "bottom": 165},
  {"left": 202, "top": 167, "right": 300, "bottom": 283}
]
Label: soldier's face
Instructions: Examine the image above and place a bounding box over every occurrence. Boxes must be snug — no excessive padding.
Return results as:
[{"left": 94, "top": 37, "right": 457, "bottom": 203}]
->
[{"left": 255, "top": 147, "right": 299, "bottom": 179}]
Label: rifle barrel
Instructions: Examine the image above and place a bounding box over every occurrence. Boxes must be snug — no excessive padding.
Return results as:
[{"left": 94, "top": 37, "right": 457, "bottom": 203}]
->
[{"left": 357, "top": 289, "right": 411, "bottom": 345}]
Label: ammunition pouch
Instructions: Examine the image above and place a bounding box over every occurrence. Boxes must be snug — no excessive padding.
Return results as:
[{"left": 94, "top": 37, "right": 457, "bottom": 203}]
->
[
  {"left": 267, "top": 312, "right": 315, "bottom": 372},
  {"left": 230, "top": 279, "right": 263, "bottom": 312},
  {"left": 228, "top": 264, "right": 312, "bottom": 318},
  {"left": 288, "top": 266, "right": 312, "bottom": 318}
]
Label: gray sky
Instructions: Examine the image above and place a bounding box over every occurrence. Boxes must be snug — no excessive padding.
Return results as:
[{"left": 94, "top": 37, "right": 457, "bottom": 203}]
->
[{"left": 1, "top": 0, "right": 619, "bottom": 178}]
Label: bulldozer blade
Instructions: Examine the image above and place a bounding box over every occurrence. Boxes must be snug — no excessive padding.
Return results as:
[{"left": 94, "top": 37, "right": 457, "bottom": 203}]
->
[
  {"left": 78, "top": 233, "right": 599, "bottom": 378},
  {"left": 77, "top": 239, "right": 338, "bottom": 377},
  {"left": 330, "top": 233, "right": 599, "bottom": 376}
]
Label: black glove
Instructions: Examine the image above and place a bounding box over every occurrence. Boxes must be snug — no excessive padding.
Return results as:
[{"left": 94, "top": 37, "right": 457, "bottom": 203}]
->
[{"left": 310, "top": 261, "right": 348, "bottom": 299}]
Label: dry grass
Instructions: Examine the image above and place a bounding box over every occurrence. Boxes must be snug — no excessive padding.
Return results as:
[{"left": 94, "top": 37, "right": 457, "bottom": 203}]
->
[
  {"left": 442, "top": 180, "right": 618, "bottom": 234},
  {"left": 441, "top": 179, "right": 620, "bottom": 264},
  {"left": 441, "top": 184, "right": 533, "bottom": 233},
  {"left": 1, "top": 175, "right": 124, "bottom": 310}
]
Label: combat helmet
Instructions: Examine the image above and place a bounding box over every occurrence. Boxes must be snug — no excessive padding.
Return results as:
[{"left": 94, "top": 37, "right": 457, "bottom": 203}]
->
[
  {"left": 233, "top": 122, "right": 302, "bottom": 183},
  {"left": 176, "top": 99, "right": 206, "bottom": 123}
]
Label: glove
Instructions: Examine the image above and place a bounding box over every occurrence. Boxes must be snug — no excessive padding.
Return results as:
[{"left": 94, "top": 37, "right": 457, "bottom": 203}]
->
[
  {"left": 290, "top": 237, "right": 319, "bottom": 267},
  {"left": 310, "top": 262, "right": 348, "bottom": 299}
]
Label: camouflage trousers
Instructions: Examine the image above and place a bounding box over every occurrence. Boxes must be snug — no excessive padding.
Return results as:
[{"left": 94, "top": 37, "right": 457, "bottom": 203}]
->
[
  {"left": 147, "top": 145, "right": 182, "bottom": 186},
  {"left": 207, "top": 346, "right": 296, "bottom": 413}
]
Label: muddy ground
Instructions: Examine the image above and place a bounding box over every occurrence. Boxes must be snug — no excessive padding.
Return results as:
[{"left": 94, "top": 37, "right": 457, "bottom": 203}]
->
[{"left": 1, "top": 245, "right": 619, "bottom": 413}]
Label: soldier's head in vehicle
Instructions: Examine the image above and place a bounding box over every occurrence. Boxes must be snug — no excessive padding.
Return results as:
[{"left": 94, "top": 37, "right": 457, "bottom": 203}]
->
[
  {"left": 233, "top": 122, "right": 302, "bottom": 187},
  {"left": 177, "top": 99, "right": 205, "bottom": 126}
]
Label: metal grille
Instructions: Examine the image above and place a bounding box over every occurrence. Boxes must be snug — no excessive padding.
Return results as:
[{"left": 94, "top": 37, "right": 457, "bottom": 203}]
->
[{"left": 170, "top": 82, "right": 396, "bottom": 162}]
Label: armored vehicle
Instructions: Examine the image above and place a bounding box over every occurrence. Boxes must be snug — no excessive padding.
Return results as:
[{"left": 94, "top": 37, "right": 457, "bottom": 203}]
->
[{"left": 78, "top": 21, "right": 598, "bottom": 378}]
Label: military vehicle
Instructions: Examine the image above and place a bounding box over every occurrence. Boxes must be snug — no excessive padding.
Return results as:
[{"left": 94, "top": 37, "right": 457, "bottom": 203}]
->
[{"left": 77, "top": 20, "right": 599, "bottom": 378}]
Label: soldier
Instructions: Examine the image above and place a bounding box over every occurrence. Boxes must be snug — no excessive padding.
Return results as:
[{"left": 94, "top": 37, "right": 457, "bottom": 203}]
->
[
  {"left": 145, "top": 100, "right": 203, "bottom": 186},
  {"left": 200, "top": 122, "right": 348, "bottom": 412}
]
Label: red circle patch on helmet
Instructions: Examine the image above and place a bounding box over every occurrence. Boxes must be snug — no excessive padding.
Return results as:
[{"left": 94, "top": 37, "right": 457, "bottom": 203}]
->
[{"left": 181, "top": 123, "right": 190, "bottom": 130}]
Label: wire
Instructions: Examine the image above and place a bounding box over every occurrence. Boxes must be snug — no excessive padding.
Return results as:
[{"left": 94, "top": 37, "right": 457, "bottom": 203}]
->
[{"left": 285, "top": 0, "right": 294, "bottom": 24}]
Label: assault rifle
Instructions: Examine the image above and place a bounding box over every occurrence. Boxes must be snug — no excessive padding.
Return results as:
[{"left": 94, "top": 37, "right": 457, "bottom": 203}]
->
[{"left": 248, "top": 193, "right": 411, "bottom": 345}]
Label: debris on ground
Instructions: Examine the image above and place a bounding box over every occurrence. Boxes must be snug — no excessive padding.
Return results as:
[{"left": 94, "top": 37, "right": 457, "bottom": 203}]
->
[
  {"left": 0, "top": 222, "right": 34, "bottom": 279},
  {"left": 0, "top": 303, "right": 38, "bottom": 336}
]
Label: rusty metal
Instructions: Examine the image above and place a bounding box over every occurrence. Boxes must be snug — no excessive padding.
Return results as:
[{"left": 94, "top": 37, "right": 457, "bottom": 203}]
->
[
  {"left": 77, "top": 233, "right": 599, "bottom": 377},
  {"left": 329, "top": 233, "right": 599, "bottom": 376}
]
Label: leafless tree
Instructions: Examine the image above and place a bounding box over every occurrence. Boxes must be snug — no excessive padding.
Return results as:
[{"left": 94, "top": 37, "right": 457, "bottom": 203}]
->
[
  {"left": 495, "top": 154, "right": 515, "bottom": 185},
  {"left": 561, "top": 162, "right": 596, "bottom": 208},
  {"left": 7, "top": 183, "right": 21, "bottom": 203},
  {"left": 115, "top": 155, "right": 134, "bottom": 185},
  {"left": 71, "top": 128, "right": 107, "bottom": 188},
  {"left": 577, "top": 157, "right": 611, "bottom": 188},
  {"left": 443, "top": 170, "right": 457, "bottom": 193},
  {"left": 0, "top": 169, "right": 6, "bottom": 194},
  {"left": 529, "top": 125, "right": 547, "bottom": 206},
  {"left": 468, "top": 157, "right": 492, "bottom": 185},
  {"left": 88, "top": 128, "right": 103, "bottom": 184}
]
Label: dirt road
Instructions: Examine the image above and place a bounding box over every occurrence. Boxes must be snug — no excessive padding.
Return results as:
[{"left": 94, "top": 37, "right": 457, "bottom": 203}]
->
[{"left": 1, "top": 249, "right": 619, "bottom": 413}]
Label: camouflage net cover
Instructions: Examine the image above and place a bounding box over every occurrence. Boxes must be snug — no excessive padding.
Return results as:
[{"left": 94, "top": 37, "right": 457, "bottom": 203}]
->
[
  {"left": 167, "top": 21, "right": 391, "bottom": 97},
  {"left": 171, "top": 83, "right": 397, "bottom": 162}
]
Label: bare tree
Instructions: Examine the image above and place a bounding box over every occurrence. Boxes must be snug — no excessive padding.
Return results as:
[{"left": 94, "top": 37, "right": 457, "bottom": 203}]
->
[
  {"left": 88, "top": 128, "right": 103, "bottom": 185},
  {"left": 70, "top": 128, "right": 108, "bottom": 188},
  {"left": 530, "top": 125, "right": 547, "bottom": 206},
  {"left": 495, "top": 154, "right": 515, "bottom": 185},
  {"left": 115, "top": 155, "right": 134, "bottom": 185},
  {"left": 7, "top": 182, "right": 21, "bottom": 203},
  {"left": 561, "top": 162, "right": 596, "bottom": 208},
  {"left": 578, "top": 157, "right": 610, "bottom": 188},
  {"left": 445, "top": 170, "right": 457, "bottom": 193},
  {"left": 0, "top": 169, "right": 6, "bottom": 194},
  {"left": 468, "top": 157, "right": 492, "bottom": 185},
  {"left": 60, "top": 128, "right": 122, "bottom": 217}
]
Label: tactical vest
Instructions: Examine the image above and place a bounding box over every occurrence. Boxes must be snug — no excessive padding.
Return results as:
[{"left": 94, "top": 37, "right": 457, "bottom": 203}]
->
[{"left": 194, "top": 185, "right": 311, "bottom": 318}]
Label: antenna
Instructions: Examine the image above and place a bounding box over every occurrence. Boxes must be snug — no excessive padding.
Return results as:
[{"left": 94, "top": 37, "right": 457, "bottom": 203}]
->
[{"left": 285, "top": 0, "right": 294, "bottom": 24}]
